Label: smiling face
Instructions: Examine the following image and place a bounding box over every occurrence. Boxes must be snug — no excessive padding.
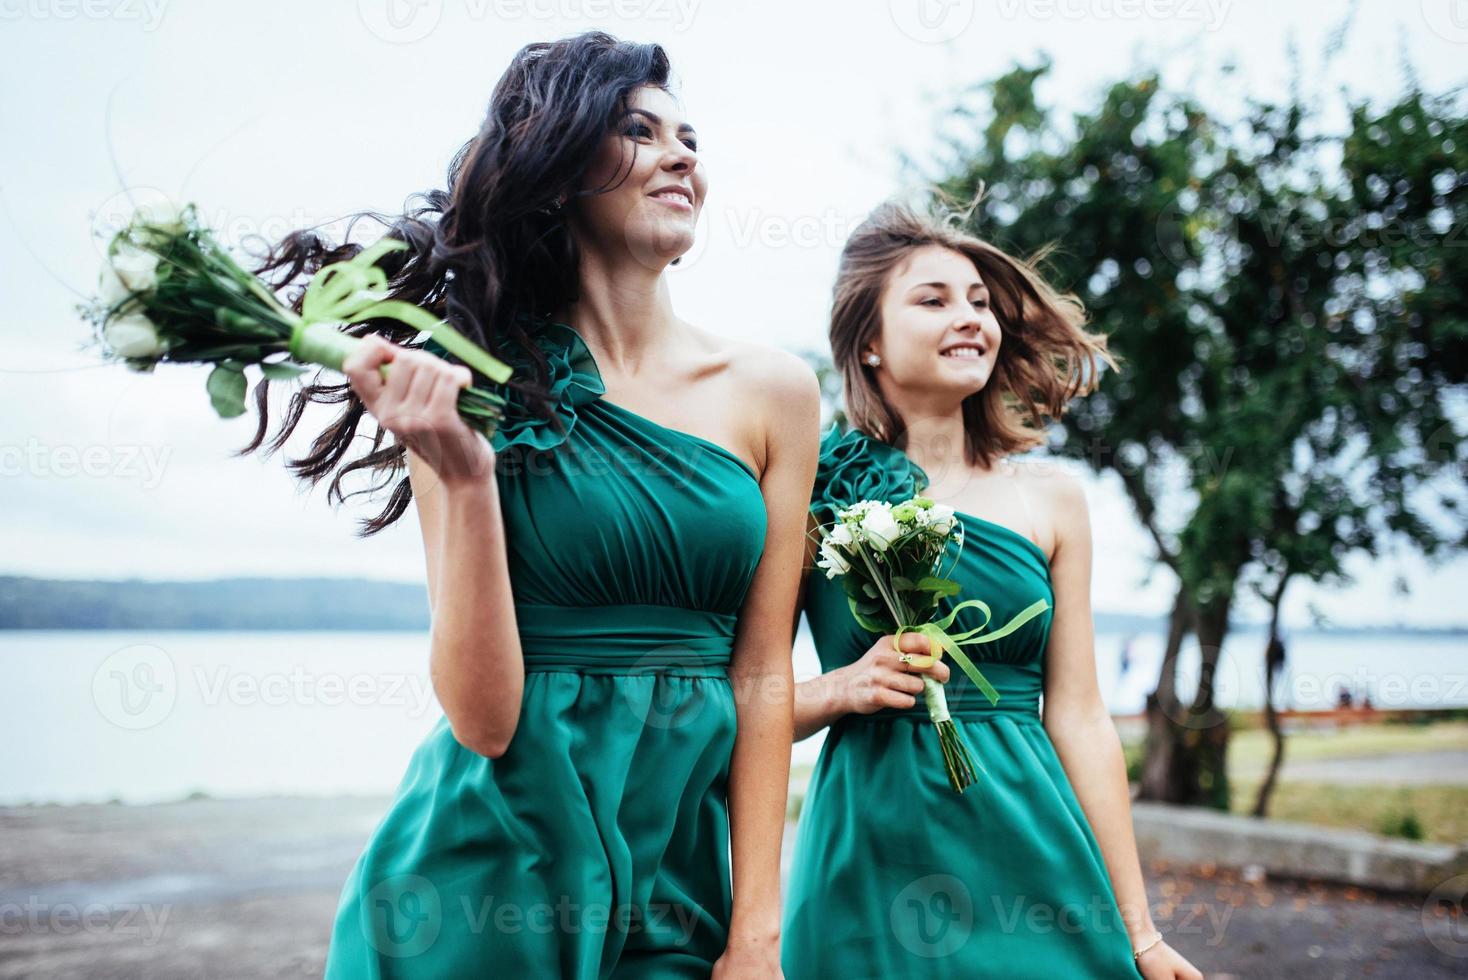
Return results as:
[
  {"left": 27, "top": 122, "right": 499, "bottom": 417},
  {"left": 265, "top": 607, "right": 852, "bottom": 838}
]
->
[
  {"left": 570, "top": 85, "right": 705, "bottom": 270},
  {"left": 864, "top": 244, "right": 1003, "bottom": 398}
]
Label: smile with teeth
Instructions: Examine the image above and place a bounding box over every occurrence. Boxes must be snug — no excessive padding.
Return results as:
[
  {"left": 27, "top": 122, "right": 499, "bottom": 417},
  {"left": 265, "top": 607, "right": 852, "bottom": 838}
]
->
[
  {"left": 941, "top": 345, "right": 985, "bottom": 359},
  {"left": 650, "top": 189, "right": 693, "bottom": 208}
]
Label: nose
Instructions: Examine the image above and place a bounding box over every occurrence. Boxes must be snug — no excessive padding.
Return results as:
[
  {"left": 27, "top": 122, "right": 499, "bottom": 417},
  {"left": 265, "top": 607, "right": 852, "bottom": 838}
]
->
[
  {"left": 661, "top": 138, "right": 698, "bottom": 176},
  {"left": 951, "top": 308, "right": 982, "bottom": 332}
]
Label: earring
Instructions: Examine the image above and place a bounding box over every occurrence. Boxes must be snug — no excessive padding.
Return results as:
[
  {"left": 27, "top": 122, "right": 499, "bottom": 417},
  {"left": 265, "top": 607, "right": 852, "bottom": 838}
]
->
[
  {"left": 539, "top": 194, "right": 566, "bottom": 215},
  {"left": 865, "top": 352, "right": 882, "bottom": 367}
]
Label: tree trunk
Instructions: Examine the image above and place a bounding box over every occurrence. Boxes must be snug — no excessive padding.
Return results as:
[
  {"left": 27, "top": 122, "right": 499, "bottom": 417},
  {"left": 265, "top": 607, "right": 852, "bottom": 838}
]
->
[
  {"left": 1139, "top": 591, "right": 1232, "bottom": 809},
  {"left": 1138, "top": 587, "right": 1192, "bottom": 801},
  {"left": 1252, "top": 575, "right": 1291, "bottom": 817}
]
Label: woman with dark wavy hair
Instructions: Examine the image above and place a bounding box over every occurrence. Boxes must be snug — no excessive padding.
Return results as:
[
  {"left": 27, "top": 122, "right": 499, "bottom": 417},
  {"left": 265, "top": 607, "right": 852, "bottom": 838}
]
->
[
  {"left": 780, "top": 201, "right": 1203, "bottom": 979},
  {"left": 250, "top": 33, "right": 818, "bottom": 977}
]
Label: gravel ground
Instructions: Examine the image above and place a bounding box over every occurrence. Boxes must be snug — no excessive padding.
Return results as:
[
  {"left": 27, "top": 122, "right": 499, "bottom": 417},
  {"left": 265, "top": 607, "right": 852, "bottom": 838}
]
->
[{"left": 0, "top": 795, "right": 1463, "bottom": 978}]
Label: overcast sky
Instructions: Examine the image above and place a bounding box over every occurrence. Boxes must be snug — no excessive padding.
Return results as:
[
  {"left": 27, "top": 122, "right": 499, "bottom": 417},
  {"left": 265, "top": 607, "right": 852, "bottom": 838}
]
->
[{"left": 2, "top": 0, "right": 1464, "bottom": 628}]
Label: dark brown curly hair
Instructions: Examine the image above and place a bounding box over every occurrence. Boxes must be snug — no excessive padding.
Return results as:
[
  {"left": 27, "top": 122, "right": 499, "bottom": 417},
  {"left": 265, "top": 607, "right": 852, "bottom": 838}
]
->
[
  {"left": 239, "top": 32, "right": 674, "bottom": 535},
  {"left": 831, "top": 199, "right": 1115, "bottom": 466}
]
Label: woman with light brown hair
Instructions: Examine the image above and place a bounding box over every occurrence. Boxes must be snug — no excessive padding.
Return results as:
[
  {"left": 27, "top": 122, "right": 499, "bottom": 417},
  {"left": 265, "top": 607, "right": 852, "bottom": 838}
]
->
[{"left": 780, "top": 200, "right": 1203, "bottom": 978}]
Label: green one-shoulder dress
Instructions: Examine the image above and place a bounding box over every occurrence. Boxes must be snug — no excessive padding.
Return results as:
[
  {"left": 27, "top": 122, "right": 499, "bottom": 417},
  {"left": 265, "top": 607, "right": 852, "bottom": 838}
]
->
[
  {"left": 324, "top": 321, "right": 767, "bottom": 979},
  {"left": 781, "top": 425, "right": 1138, "bottom": 979}
]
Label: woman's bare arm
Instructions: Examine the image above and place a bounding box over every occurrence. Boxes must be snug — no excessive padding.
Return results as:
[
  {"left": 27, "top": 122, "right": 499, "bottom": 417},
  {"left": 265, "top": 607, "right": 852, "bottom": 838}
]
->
[
  {"left": 344, "top": 336, "right": 525, "bottom": 758},
  {"left": 1041, "top": 471, "right": 1200, "bottom": 978},
  {"left": 406, "top": 449, "right": 524, "bottom": 758},
  {"left": 719, "top": 350, "right": 821, "bottom": 967}
]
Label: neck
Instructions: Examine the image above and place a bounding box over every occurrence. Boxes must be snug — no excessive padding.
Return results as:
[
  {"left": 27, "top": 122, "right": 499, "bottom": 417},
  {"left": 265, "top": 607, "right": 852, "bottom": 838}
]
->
[
  {"left": 561, "top": 244, "right": 679, "bottom": 373},
  {"left": 888, "top": 404, "right": 972, "bottom": 479}
]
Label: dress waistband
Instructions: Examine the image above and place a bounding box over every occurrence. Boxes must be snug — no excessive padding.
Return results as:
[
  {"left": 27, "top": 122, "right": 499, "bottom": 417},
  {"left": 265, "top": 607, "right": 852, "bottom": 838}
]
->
[
  {"left": 836, "top": 661, "right": 1044, "bottom": 725},
  {"left": 514, "top": 602, "right": 737, "bottom": 675}
]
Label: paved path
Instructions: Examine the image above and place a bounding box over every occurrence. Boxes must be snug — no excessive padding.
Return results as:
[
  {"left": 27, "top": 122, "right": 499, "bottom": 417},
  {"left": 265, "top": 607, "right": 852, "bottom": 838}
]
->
[
  {"left": 0, "top": 796, "right": 1463, "bottom": 978},
  {"left": 1272, "top": 749, "right": 1468, "bottom": 786}
]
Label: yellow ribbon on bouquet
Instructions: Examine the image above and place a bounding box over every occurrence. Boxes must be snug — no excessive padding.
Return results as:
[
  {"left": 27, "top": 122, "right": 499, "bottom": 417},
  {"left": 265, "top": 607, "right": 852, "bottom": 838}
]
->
[{"left": 894, "top": 597, "right": 1052, "bottom": 706}]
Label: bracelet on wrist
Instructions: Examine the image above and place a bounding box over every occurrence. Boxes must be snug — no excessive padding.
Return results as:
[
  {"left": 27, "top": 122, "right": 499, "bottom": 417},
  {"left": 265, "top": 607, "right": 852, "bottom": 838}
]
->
[{"left": 1132, "top": 931, "right": 1163, "bottom": 961}]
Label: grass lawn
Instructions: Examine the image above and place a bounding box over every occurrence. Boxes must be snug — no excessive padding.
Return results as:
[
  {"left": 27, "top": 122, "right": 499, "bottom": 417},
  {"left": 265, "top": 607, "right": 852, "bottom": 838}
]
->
[
  {"left": 1227, "top": 720, "right": 1468, "bottom": 772},
  {"left": 1119, "top": 719, "right": 1468, "bottom": 843},
  {"left": 1224, "top": 721, "right": 1468, "bottom": 842},
  {"left": 1225, "top": 778, "right": 1468, "bottom": 843},
  {"left": 792, "top": 721, "right": 1468, "bottom": 842}
]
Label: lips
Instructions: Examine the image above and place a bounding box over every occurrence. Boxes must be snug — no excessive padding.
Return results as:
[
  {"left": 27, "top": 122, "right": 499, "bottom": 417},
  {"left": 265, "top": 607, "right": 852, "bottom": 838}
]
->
[
  {"left": 940, "top": 343, "right": 986, "bottom": 359},
  {"left": 649, "top": 186, "right": 694, "bottom": 208}
]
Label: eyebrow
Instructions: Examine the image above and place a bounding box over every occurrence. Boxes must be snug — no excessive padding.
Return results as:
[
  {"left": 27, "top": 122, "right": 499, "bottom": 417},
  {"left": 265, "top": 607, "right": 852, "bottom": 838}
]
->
[
  {"left": 908, "top": 280, "right": 988, "bottom": 293},
  {"left": 624, "top": 107, "right": 697, "bottom": 135}
]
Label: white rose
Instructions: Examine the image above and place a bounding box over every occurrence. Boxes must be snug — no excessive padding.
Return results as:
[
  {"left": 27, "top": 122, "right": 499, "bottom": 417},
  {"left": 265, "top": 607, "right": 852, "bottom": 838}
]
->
[
  {"left": 817, "top": 541, "right": 851, "bottom": 578},
  {"left": 860, "top": 505, "right": 901, "bottom": 551},
  {"left": 134, "top": 199, "right": 186, "bottom": 234},
  {"left": 104, "top": 313, "right": 166, "bottom": 359},
  {"left": 110, "top": 242, "right": 159, "bottom": 292},
  {"left": 97, "top": 262, "right": 132, "bottom": 308},
  {"left": 826, "top": 523, "right": 853, "bottom": 548}
]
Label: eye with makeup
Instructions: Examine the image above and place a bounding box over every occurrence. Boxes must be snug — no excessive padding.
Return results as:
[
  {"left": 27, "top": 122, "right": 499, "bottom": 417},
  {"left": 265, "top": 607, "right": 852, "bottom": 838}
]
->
[
  {"left": 619, "top": 113, "right": 698, "bottom": 152},
  {"left": 917, "top": 289, "right": 987, "bottom": 312},
  {"left": 622, "top": 120, "right": 655, "bottom": 141}
]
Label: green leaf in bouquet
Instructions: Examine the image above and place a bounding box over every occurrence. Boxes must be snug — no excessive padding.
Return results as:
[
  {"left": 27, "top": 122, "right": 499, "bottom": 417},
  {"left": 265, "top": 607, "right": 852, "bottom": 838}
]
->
[
  {"left": 847, "top": 598, "right": 891, "bottom": 634},
  {"left": 259, "top": 361, "right": 309, "bottom": 380},
  {"left": 891, "top": 576, "right": 916, "bottom": 591},
  {"left": 915, "top": 576, "right": 962, "bottom": 596},
  {"left": 206, "top": 364, "right": 248, "bottom": 418}
]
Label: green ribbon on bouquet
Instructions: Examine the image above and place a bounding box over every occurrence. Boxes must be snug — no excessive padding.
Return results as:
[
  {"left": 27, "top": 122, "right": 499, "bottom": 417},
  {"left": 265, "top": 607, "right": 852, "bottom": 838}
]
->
[
  {"left": 279, "top": 237, "right": 512, "bottom": 384},
  {"left": 894, "top": 597, "right": 1052, "bottom": 706}
]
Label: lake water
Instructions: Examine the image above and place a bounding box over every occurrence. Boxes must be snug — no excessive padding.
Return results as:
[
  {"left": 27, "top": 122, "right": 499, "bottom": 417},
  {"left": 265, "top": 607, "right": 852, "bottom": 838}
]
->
[{"left": 2, "top": 626, "right": 1463, "bottom": 805}]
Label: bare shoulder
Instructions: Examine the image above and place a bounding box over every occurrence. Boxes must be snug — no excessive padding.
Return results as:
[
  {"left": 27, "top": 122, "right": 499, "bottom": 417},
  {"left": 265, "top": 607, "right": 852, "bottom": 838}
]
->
[
  {"left": 690, "top": 326, "right": 820, "bottom": 415},
  {"left": 1010, "top": 457, "right": 1090, "bottom": 554},
  {"left": 1015, "top": 458, "right": 1086, "bottom": 508}
]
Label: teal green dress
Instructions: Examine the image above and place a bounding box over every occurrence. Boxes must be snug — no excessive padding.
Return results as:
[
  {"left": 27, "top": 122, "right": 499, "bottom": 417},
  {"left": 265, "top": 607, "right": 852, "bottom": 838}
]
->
[
  {"left": 781, "top": 425, "right": 1138, "bottom": 979},
  {"left": 324, "top": 321, "right": 767, "bottom": 978}
]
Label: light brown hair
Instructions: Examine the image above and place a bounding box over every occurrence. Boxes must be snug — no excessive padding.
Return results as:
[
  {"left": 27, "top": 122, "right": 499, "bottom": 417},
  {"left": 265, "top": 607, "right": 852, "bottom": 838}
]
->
[{"left": 831, "top": 199, "right": 1115, "bottom": 466}]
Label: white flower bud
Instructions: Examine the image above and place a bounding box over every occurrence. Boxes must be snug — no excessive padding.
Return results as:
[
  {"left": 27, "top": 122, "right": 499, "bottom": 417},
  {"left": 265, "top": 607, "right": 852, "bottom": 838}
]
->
[
  {"left": 104, "top": 313, "right": 166, "bottom": 359},
  {"left": 110, "top": 242, "right": 159, "bottom": 292}
]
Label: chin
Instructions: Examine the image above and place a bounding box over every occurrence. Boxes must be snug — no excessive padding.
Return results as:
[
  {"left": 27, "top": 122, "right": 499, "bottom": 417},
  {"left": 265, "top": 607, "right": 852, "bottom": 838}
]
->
[
  {"left": 937, "top": 360, "right": 990, "bottom": 386},
  {"left": 624, "top": 215, "right": 696, "bottom": 270}
]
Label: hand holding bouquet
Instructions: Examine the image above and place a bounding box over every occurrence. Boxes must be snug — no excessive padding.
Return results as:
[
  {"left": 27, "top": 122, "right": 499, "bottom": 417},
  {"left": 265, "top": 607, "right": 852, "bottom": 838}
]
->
[
  {"left": 813, "top": 496, "right": 1050, "bottom": 793},
  {"left": 81, "top": 200, "right": 513, "bottom": 433}
]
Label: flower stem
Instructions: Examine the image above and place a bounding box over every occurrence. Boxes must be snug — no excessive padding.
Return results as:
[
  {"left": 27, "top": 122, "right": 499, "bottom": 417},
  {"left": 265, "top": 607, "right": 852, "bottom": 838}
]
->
[{"left": 923, "top": 675, "right": 981, "bottom": 793}]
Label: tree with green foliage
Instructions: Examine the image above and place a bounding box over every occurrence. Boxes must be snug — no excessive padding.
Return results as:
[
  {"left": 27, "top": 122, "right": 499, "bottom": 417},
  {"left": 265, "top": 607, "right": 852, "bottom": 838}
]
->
[{"left": 918, "top": 61, "right": 1467, "bottom": 810}]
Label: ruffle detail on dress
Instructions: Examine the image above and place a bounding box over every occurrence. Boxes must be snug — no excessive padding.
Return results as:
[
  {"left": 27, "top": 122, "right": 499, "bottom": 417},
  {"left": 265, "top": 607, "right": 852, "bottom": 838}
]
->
[
  {"left": 809, "top": 424, "right": 930, "bottom": 521},
  {"left": 425, "top": 318, "right": 605, "bottom": 453}
]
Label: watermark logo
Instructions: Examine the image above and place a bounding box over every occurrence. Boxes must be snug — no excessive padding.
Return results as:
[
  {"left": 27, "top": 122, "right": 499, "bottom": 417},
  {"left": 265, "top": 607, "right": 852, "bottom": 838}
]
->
[
  {"left": 889, "top": 0, "right": 973, "bottom": 43},
  {"left": 890, "top": 873, "right": 974, "bottom": 957},
  {"left": 92, "top": 643, "right": 178, "bottom": 730},
  {"left": 364, "top": 873, "right": 443, "bottom": 958},
  {"left": 1421, "top": 0, "right": 1468, "bottom": 44},
  {"left": 0, "top": 0, "right": 169, "bottom": 30},
  {"left": 357, "top": 0, "right": 443, "bottom": 43},
  {"left": 1423, "top": 872, "right": 1468, "bottom": 958}
]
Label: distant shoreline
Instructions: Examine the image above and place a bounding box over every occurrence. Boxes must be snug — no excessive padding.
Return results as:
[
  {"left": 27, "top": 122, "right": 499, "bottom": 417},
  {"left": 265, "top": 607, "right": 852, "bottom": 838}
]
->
[{"left": 1, "top": 575, "right": 1464, "bottom": 635}]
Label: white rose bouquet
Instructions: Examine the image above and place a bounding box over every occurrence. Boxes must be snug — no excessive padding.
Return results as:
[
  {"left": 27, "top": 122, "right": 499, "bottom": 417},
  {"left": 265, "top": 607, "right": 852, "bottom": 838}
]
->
[
  {"left": 813, "top": 495, "right": 1050, "bottom": 793},
  {"left": 80, "top": 200, "right": 513, "bottom": 431}
]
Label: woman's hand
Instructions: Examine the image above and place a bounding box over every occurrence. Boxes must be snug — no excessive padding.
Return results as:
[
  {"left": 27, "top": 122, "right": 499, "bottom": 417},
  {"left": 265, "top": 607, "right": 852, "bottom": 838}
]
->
[
  {"left": 1136, "top": 937, "right": 1204, "bottom": 979},
  {"left": 342, "top": 335, "right": 495, "bottom": 489},
  {"left": 830, "top": 632, "right": 950, "bottom": 716}
]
